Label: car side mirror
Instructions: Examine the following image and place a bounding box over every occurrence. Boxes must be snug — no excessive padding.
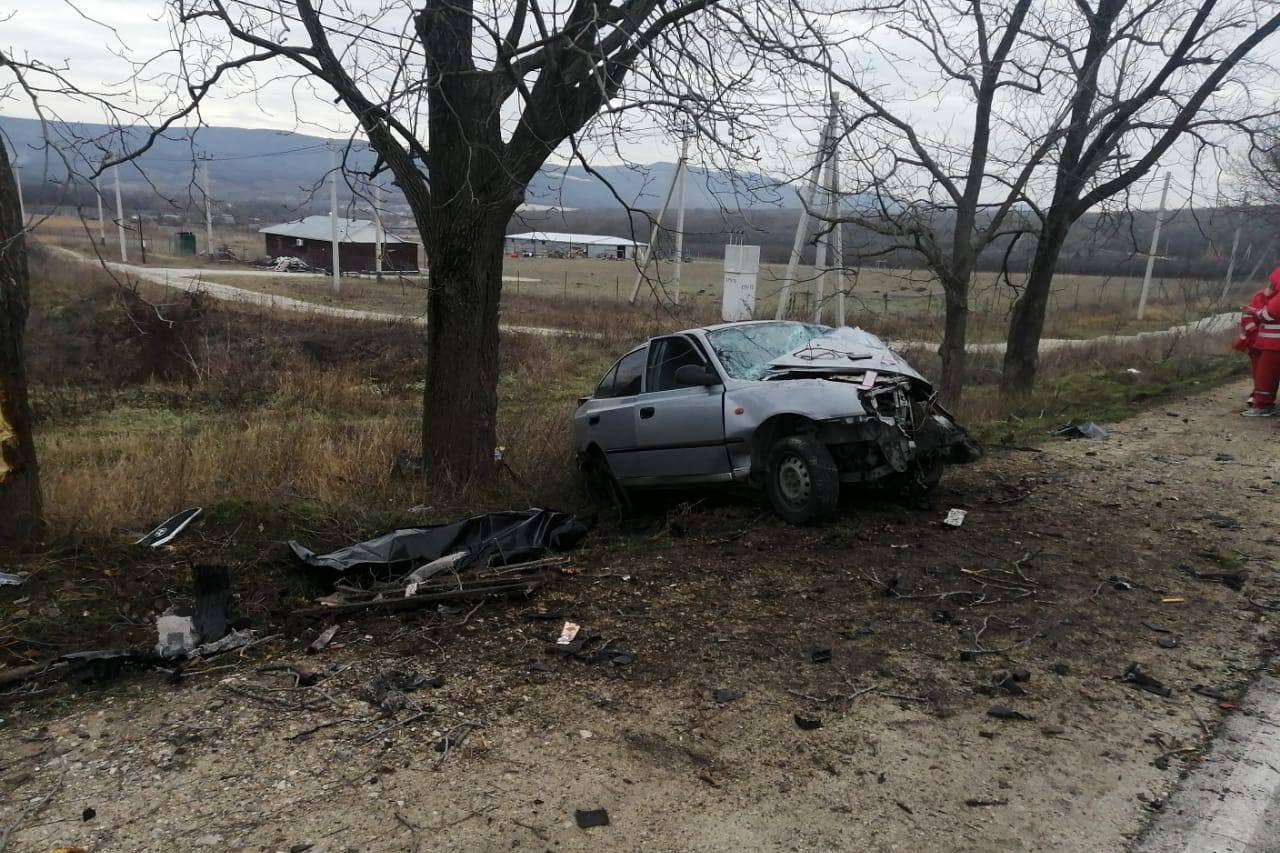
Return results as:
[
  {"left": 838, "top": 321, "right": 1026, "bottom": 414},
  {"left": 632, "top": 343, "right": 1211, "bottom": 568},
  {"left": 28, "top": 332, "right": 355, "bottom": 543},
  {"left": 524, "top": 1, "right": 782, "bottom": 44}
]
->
[{"left": 675, "top": 364, "right": 719, "bottom": 387}]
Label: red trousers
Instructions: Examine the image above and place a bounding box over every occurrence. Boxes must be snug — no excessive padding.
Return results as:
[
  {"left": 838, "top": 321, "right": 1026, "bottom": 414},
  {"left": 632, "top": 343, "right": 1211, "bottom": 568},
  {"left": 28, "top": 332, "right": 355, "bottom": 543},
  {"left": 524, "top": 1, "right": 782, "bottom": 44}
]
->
[{"left": 1250, "top": 349, "right": 1280, "bottom": 408}]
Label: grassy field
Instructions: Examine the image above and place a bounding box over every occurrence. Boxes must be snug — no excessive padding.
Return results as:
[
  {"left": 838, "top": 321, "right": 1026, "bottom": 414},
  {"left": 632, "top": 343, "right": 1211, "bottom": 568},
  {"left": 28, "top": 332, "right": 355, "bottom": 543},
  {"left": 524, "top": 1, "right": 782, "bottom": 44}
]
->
[{"left": 32, "top": 214, "right": 1252, "bottom": 343}]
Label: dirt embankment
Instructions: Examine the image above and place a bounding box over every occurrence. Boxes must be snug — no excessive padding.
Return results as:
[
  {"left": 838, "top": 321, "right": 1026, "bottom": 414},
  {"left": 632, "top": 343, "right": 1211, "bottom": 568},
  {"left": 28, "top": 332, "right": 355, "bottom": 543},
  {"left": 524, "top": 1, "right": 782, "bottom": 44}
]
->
[{"left": 2, "top": 378, "right": 1278, "bottom": 852}]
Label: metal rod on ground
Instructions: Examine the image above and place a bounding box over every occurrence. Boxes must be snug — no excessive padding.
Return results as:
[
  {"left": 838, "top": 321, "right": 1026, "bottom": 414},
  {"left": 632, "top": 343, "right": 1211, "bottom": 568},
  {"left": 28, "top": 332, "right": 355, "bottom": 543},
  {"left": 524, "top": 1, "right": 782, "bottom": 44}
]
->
[
  {"left": 329, "top": 147, "right": 341, "bottom": 296},
  {"left": 1137, "top": 171, "right": 1172, "bottom": 320},
  {"left": 672, "top": 133, "right": 690, "bottom": 305},
  {"left": 1220, "top": 221, "right": 1243, "bottom": 304},
  {"left": 628, "top": 155, "right": 683, "bottom": 304},
  {"left": 777, "top": 96, "right": 838, "bottom": 320},
  {"left": 112, "top": 161, "right": 127, "bottom": 263},
  {"left": 201, "top": 158, "right": 214, "bottom": 258},
  {"left": 374, "top": 183, "right": 384, "bottom": 282}
]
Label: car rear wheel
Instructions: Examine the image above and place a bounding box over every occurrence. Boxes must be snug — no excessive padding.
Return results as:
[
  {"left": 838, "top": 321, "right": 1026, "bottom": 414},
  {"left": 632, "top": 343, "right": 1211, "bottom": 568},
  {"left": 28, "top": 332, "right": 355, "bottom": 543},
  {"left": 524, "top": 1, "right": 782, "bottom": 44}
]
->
[
  {"left": 766, "top": 435, "right": 840, "bottom": 524},
  {"left": 581, "top": 451, "right": 629, "bottom": 512}
]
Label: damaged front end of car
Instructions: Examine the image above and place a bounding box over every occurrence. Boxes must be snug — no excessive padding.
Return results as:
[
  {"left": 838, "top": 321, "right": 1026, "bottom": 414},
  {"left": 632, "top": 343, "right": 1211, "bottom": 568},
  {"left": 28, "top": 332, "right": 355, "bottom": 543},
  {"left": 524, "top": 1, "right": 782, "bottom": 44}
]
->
[{"left": 746, "top": 327, "right": 981, "bottom": 493}]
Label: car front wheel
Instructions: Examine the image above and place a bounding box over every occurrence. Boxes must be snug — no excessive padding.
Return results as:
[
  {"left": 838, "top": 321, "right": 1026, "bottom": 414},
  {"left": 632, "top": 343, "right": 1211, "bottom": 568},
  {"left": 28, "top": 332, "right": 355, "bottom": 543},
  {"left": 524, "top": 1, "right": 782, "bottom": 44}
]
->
[{"left": 766, "top": 434, "right": 840, "bottom": 524}]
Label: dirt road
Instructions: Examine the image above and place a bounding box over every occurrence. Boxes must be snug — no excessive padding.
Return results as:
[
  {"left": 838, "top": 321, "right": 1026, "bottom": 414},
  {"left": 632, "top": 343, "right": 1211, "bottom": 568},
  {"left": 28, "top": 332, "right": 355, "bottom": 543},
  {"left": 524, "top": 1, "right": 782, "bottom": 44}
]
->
[{"left": 2, "top": 378, "right": 1278, "bottom": 852}]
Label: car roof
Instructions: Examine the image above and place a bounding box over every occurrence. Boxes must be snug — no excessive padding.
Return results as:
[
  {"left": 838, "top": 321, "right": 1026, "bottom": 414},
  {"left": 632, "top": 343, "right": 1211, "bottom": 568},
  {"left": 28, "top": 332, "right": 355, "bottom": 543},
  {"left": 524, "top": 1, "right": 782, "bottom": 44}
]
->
[{"left": 669, "top": 319, "right": 825, "bottom": 337}]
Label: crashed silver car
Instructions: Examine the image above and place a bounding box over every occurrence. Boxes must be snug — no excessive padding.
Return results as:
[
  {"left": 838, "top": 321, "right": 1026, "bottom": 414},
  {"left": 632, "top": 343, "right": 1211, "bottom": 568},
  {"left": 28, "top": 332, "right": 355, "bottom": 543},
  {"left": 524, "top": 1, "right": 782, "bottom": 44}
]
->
[{"left": 574, "top": 321, "right": 980, "bottom": 523}]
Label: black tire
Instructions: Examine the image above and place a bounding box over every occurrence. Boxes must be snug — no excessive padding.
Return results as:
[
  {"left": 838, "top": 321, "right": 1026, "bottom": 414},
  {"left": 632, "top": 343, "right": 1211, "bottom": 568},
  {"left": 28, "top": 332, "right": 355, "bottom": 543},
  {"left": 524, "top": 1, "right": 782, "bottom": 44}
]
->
[
  {"left": 581, "top": 450, "right": 629, "bottom": 512},
  {"left": 765, "top": 434, "right": 840, "bottom": 524}
]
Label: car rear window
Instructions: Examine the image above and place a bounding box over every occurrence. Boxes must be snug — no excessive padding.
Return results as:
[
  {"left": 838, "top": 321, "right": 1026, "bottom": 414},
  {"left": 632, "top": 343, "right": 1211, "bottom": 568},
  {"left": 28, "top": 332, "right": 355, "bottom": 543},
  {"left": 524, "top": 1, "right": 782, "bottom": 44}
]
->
[{"left": 612, "top": 348, "right": 646, "bottom": 396}]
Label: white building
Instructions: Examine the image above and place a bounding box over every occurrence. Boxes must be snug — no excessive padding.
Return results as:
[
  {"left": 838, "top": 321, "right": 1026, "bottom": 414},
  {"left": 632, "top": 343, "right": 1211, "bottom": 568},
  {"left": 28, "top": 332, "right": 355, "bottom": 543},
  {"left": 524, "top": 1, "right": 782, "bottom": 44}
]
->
[{"left": 505, "top": 231, "right": 647, "bottom": 260}]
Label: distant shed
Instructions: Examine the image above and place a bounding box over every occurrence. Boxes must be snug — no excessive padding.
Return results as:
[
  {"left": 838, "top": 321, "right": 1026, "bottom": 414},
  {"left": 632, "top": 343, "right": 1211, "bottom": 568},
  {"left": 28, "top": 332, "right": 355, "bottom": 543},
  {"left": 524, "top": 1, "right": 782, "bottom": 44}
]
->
[
  {"left": 505, "top": 231, "right": 646, "bottom": 259},
  {"left": 259, "top": 216, "right": 418, "bottom": 272}
]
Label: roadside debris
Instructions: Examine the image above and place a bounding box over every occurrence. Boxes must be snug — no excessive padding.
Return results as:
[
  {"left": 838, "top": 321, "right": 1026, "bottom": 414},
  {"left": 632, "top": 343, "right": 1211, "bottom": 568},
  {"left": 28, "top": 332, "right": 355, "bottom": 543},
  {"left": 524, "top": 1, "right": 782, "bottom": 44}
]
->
[
  {"left": 307, "top": 625, "right": 339, "bottom": 655},
  {"left": 1192, "top": 685, "right": 1228, "bottom": 700},
  {"left": 557, "top": 622, "right": 582, "bottom": 646},
  {"left": 943, "top": 508, "right": 967, "bottom": 528},
  {"left": 809, "top": 646, "right": 832, "bottom": 664},
  {"left": 964, "top": 798, "right": 1008, "bottom": 807},
  {"left": 1157, "top": 636, "right": 1179, "bottom": 649},
  {"left": 364, "top": 670, "right": 438, "bottom": 713},
  {"left": 794, "top": 713, "right": 823, "bottom": 730},
  {"left": 192, "top": 564, "right": 232, "bottom": 643},
  {"left": 289, "top": 508, "right": 586, "bottom": 576},
  {"left": 1122, "top": 663, "right": 1172, "bottom": 697},
  {"left": 0, "top": 571, "right": 25, "bottom": 586},
  {"left": 713, "top": 689, "right": 744, "bottom": 704},
  {"left": 1055, "top": 422, "right": 1108, "bottom": 441},
  {"left": 1201, "top": 513, "right": 1243, "bottom": 530},
  {"left": 155, "top": 612, "right": 198, "bottom": 659},
  {"left": 574, "top": 808, "right": 610, "bottom": 829},
  {"left": 987, "top": 706, "right": 1034, "bottom": 721},
  {"left": 1191, "top": 569, "right": 1247, "bottom": 591},
  {"left": 135, "top": 507, "right": 202, "bottom": 548}
]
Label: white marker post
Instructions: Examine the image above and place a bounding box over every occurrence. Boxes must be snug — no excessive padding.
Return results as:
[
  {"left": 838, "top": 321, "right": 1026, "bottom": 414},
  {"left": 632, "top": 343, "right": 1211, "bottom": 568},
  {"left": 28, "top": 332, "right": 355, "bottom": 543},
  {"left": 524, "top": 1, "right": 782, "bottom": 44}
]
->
[
  {"left": 329, "top": 147, "right": 341, "bottom": 295},
  {"left": 1137, "top": 171, "right": 1172, "bottom": 320}
]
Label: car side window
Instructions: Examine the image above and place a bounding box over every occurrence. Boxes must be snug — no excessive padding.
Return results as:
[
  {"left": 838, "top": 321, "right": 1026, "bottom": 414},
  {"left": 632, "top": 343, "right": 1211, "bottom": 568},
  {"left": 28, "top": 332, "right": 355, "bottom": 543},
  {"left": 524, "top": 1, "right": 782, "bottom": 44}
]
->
[
  {"left": 594, "top": 363, "right": 619, "bottom": 399},
  {"left": 645, "top": 336, "right": 707, "bottom": 392},
  {"left": 612, "top": 348, "right": 646, "bottom": 397}
]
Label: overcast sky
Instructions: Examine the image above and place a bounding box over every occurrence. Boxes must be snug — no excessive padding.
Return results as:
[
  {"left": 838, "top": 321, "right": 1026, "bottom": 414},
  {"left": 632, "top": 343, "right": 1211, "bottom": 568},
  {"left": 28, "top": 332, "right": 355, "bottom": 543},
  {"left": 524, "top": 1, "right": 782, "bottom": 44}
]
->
[{"left": 4, "top": 0, "right": 1276, "bottom": 211}]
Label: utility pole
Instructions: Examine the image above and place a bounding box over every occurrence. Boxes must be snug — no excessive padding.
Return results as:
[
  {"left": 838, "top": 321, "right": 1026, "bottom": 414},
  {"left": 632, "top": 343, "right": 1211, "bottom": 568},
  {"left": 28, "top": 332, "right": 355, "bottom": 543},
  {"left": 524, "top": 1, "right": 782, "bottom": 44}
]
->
[
  {"left": 672, "top": 133, "right": 690, "bottom": 304},
  {"left": 374, "top": 183, "right": 384, "bottom": 282},
  {"left": 1137, "top": 171, "right": 1172, "bottom": 320},
  {"left": 831, "top": 147, "right": 844, "bottom": 326},
  {"left": 329, "top": 147, "right": 341, "bottom": 295},
  {"left": 12, "top": 160, "right": 24, "bottom": 226},
  {"left": 136, "top": 215, "right": 147, "bottom": 264},
  {"left": 1219, "top": 198, "right": 1246, "bottom": 305},
  {"left": 112, "top": 161, "right": 127, "bottom": 263},
  {"left": 811, "top": 155, "right": 833, "bottom": 323},
  {"left": 201, "top": 157, "right": 215, "bottom": 257},
  {"left": 777, "top": 93, "right": 839, "bottom": 320},
  {"left": 94, "top": 171, "right": 106, "bottom": 244},
  {"left": 628, "top": 154, "right": 684, "bottom": 304}
]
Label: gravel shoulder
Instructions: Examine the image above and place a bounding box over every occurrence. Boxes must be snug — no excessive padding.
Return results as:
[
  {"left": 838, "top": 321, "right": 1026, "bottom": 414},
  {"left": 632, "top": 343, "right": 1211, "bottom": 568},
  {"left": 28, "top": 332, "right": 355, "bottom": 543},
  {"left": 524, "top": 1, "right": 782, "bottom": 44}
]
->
[{"left": 2, "top": 378, "right": 1278, "bottom": 853}]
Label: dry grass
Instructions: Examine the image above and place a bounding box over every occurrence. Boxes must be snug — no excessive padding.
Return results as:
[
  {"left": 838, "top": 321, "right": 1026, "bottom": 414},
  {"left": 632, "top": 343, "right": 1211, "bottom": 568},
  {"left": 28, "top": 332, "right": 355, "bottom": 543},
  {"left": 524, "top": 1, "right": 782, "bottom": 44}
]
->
[{"left": 21, "top": 247, "right": 1246, "bottom": 542}]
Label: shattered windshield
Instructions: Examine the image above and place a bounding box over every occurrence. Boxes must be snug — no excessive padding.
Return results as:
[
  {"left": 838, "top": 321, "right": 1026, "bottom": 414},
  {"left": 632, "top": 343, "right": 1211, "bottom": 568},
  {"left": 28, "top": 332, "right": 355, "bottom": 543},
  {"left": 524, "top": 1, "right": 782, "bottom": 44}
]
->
[{"left": 707, "top": 322, "right": 830, "bottom": 380}]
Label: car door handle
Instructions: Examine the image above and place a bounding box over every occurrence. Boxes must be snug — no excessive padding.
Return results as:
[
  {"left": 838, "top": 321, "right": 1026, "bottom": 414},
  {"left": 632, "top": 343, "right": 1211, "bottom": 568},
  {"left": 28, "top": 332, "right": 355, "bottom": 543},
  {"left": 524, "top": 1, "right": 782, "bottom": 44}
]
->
[
  {"left": 639, "top": 406, "right": 655, "bottom": 419},
  {"left": 588, "top": 415, "right": 600, "bottom": 426}
]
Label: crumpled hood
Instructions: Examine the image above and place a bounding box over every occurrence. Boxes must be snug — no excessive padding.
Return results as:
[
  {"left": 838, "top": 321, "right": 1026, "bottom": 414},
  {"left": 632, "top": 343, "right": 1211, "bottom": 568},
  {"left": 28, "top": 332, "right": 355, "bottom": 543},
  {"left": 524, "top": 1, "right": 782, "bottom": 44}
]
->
[{"left": 764, "top": 326, "right": 926, "bottom": 383}]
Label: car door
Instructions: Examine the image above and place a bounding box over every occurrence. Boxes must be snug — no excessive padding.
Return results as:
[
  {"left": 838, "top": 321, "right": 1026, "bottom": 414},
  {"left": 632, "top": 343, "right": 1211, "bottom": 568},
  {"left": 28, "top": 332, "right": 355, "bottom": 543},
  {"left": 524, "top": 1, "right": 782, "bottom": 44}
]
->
[
  {"left": 630, "top": 335, "right": 730, "bottom": 482},
  {"left": 581, "top": 347, "right": 648, "bottom": 480}
]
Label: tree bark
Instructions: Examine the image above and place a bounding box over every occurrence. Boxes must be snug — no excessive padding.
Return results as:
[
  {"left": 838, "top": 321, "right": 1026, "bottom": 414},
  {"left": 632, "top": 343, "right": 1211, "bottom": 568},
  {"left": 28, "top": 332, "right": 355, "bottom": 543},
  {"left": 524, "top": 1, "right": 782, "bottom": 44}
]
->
[
  {"left": 419, "top": 201, "right": 512, "bottom": 484},
  {"left": 1001, "top": 217, "right": 1071, "bottom": 397},
  {"left": 0, "top": 140, "right": 42, "bottom": 541},
  {"left": 937, "top": 272, "right": 969, "bottom": 406}
]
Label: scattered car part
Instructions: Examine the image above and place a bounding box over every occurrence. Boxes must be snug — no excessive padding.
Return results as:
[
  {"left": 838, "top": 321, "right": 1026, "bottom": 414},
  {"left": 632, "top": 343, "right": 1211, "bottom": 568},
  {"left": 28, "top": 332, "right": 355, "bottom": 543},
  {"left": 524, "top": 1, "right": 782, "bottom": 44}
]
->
[
  {"left": 557, "top": 622, "right": 581, "bottom": 645},
  {"left": 943, "top": 508, "right": 967, "bottom": 528},
  {"left": 135, "top": 507, "right": 202, "bottom": 548},
  {"left": 1054, "top": 422, "right": 1108, "bottom": 440},
  {"left": 0, "top": 571, "right": 25, "bottom": 586},
  {"left": 575, "top": 809, "right": 610, "bottom": 829},
  {"left": 288, "top": 508, "right": 586, "bottom": 576},
  {"left": 1122, "top": 662, "right": 1172, "bottom": 697},
  {"left": 794, "top": 713, "right": 823, "bottom": 730}
]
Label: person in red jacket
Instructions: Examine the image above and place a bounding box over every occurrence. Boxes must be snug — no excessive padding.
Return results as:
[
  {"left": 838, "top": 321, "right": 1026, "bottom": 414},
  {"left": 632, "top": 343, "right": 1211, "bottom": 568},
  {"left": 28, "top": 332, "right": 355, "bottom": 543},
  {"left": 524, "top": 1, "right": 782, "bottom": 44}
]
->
[{"left": 1240, "top": 267, "right": 1280, "bottom": 416}]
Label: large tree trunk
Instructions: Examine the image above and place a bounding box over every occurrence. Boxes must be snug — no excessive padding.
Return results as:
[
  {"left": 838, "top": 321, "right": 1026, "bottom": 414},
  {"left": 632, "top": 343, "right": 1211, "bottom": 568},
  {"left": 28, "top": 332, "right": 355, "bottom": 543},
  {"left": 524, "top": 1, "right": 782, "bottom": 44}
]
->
[
  {"left": 0, "top": 142, "right": 42, "bottom": 541},
  {"left": 1001, "top": 219, "right": 1071, "bottom": 397},
  {"left": 937, "top": 273, "right": 969, "bottom": 406},
  {"left": 419, "top": 202, "right": 512, "bottom": 485}
]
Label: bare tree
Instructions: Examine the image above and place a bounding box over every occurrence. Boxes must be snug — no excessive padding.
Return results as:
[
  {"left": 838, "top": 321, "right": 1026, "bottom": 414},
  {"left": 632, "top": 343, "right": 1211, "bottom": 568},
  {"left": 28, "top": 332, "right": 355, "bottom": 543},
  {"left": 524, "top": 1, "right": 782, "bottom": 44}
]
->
[
  {"left": 0, "top": 132, "right": 40, "bottom": 541},
  {"left": 746, "top": 0, "right": 1045, "bottom": 404},
  {"left": 122, "top": 0, "right": 838, "bottom": 484},
  {"left": 1000, "top": 0, "right": 1280, "bottom": 397}
]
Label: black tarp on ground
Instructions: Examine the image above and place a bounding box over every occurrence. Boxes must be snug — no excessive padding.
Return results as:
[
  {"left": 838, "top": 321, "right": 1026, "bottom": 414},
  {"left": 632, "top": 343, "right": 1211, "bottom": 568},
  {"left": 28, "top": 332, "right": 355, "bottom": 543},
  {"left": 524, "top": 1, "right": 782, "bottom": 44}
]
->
[{"left": 288, "top": 508, "right": 588, "bottom": 576}]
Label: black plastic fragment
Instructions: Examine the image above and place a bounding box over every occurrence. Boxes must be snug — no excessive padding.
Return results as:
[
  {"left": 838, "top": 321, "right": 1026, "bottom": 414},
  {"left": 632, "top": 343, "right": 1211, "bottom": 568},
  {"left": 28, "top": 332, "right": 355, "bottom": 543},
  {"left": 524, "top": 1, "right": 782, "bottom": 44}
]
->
[
  {"left": 987, "top": 706, "right": 1034, "bottom": 721},
  {"left": 794, "top": 714, "right": 823, "bottom": 730},
  {"left": 1122, "top": 663, "right": 1172, "bottom": 697},
  {"left": 713, "top": 689, "right": 744, "bottom": 704},
  {"left": 575, "top": 809, "right": 610, "bottom": 829}
]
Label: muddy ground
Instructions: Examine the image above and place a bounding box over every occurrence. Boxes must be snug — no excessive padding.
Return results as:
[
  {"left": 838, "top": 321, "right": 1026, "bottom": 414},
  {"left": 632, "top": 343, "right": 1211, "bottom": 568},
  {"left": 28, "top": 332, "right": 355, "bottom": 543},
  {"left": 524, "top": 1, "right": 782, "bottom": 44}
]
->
[{"left": 2, "top": 378, "right": 1279, "bottom": 852}]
